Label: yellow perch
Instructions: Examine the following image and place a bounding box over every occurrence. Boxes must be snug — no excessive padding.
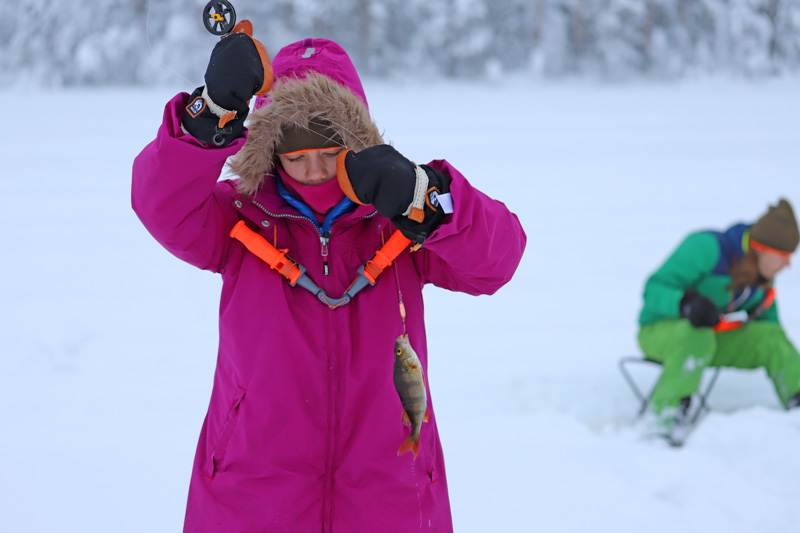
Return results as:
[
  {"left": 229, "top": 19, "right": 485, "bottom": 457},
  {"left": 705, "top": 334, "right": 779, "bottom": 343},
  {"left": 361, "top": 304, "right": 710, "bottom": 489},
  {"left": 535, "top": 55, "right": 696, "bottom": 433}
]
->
[{"left": 393, "top": 334, "right": 429, "bottom": 456}]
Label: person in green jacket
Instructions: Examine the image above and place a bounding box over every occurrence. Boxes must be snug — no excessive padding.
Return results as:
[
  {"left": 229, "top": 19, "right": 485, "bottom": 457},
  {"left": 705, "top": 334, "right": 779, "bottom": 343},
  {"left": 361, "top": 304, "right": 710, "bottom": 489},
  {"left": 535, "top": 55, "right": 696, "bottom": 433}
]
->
[{"left": 638, "top": 199, "right": 800, "bottom": 438}]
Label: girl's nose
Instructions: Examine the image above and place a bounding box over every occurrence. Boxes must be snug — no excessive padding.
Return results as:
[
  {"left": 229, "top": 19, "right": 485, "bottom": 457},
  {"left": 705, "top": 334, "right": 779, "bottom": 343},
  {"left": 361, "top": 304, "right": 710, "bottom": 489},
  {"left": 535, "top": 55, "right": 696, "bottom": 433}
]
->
[{"left": 307, "top": 155, "right": 326, "bottom": 181}]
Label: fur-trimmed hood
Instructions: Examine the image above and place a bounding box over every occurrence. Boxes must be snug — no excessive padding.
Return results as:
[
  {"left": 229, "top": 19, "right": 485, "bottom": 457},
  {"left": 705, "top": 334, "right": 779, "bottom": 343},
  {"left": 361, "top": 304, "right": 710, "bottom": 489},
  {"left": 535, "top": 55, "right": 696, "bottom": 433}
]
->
[{"left": 228, "top": 39, "right": 383, "bottom": 196}]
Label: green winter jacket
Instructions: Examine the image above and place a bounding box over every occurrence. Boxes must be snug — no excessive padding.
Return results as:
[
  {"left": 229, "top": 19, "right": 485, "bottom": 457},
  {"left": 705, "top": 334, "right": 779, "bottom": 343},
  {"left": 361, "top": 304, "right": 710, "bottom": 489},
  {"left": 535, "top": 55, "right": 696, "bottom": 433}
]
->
[{"left": 639, "top": 223, "right": 779, "bottom": 326}]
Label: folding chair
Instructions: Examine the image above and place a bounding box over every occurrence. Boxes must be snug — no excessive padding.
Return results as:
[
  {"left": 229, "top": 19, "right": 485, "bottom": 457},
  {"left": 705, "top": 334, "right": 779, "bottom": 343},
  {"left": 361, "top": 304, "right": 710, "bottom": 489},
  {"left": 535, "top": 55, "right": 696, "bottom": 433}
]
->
[{"left": 618, "top": 356, "right": 722, "bottom": 423}]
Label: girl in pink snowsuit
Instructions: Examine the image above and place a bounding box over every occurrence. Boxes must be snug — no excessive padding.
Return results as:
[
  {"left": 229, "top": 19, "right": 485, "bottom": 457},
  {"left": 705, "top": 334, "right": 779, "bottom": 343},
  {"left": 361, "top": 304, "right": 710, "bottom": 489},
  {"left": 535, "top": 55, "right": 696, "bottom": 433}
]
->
[{"left": 132, "top": 22, "right": 526, "bottom": 532}]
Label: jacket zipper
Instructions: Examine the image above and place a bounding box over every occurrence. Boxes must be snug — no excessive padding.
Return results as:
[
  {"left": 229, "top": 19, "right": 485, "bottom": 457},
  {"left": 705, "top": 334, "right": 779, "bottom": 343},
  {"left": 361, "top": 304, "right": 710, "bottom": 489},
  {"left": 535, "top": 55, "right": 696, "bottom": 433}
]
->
[
  {"left": 320, "top": 233, "right": 330, "bottom": 276},
  {"left": 249, "top": 199, "right": 378, "bottom": 277},
  {"left": 250, "top": 199, "right": 331, "bottom": 275}
]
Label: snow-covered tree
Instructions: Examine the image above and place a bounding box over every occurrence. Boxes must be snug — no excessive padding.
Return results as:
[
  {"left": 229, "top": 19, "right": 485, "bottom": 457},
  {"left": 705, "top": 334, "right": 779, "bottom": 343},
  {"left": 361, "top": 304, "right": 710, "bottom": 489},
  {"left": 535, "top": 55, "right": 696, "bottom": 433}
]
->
[{"left": 3, "top": 0, "right": 800, "bottom": 86}]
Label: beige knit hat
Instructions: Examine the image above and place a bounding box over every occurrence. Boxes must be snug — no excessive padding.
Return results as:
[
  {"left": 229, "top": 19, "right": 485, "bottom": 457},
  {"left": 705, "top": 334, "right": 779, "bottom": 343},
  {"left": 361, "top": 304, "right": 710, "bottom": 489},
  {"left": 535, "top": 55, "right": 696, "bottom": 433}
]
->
[{"left": 751, "top": 198, "right": 800, "bottom": 253}]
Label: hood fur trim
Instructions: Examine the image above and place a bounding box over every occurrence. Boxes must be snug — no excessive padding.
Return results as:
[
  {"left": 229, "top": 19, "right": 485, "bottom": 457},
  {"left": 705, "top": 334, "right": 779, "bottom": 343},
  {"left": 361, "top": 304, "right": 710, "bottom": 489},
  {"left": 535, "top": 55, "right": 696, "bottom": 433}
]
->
[{"left": 228, "top": 72, "right": 384, "bottom": 196}]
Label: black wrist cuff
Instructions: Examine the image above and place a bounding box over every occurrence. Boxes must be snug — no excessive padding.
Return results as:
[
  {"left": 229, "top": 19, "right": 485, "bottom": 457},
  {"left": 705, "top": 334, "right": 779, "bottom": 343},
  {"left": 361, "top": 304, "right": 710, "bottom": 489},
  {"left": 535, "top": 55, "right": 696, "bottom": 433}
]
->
[{"left": 181, "top": 87, "right": 248, "bottom": 146}]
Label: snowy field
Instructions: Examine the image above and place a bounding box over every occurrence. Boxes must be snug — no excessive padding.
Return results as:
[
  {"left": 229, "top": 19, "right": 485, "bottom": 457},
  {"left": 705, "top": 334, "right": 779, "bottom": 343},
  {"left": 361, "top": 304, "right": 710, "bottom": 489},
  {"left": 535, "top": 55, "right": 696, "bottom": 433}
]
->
[{"left": 2, "top": 79, "right": 800, "bottom": 532}]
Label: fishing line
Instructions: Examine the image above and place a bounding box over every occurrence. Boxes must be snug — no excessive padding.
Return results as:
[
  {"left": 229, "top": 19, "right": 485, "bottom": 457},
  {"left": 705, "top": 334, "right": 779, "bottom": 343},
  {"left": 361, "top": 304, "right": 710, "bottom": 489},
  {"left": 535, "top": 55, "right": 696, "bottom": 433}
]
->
[
  {"left": 146, "top": 0, "right": 196, "bottom": 86},
  {"left": 310, "top": 110, "right": 372, "bottom": 151},
  {"left": 389, "top": 229, "right": 407, "bottom": 334}
]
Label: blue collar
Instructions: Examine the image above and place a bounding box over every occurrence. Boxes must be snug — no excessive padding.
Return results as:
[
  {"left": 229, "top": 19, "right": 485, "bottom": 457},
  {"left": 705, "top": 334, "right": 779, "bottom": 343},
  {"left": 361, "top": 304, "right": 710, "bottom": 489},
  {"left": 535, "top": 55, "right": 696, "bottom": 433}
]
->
[
  {"left": 710, "top": 223, "right": 750, "bottom": 275},
  {"left": 276, "top": 177, "right": 355, "bottom": 235}
]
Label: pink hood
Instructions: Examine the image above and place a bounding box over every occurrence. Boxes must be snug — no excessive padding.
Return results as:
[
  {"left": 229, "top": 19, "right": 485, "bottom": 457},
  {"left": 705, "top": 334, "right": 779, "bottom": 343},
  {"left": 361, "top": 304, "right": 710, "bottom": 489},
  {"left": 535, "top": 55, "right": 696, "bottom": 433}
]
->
[{"left": 256, "top": 38, "right": 369, "bottom": 110}]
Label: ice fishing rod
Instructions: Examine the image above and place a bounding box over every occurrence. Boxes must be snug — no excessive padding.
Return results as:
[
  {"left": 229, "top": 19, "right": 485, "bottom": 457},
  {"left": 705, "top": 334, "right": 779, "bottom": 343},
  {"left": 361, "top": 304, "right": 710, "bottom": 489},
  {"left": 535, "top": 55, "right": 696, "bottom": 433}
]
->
[{"left": 203, "top": 1, "right": 237, "bottom": 35}]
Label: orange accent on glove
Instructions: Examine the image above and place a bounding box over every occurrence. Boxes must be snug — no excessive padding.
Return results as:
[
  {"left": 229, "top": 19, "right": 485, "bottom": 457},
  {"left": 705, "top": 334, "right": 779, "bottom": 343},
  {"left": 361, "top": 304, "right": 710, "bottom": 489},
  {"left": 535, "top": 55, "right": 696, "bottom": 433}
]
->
[
  {"left": 408, "top": 207, "right": 425, "bottom": 223},
  {"left": 218, "top": 110, "right": 236, "bottom": 128},
  {"left": 232, "top": 20, "right": 274, "bottom": 96},
  {"left": 336, "top": 150, "right": 365, "bottom": 205}
]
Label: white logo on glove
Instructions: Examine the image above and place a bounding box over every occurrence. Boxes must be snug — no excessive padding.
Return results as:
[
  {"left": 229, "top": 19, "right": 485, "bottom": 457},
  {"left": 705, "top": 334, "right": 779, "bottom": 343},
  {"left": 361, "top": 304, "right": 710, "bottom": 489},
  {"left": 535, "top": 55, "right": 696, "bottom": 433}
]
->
[
  {"left": 428, "top": 190, "right": 440, "bottom": 208},
  {"left": 187, "top": 97, "right": 206, "bottom": 117}
]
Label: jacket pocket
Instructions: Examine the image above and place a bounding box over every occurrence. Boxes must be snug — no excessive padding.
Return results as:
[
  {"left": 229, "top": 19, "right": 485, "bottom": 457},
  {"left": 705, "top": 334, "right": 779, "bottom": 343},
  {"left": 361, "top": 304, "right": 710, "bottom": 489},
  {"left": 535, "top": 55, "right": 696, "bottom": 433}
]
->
[{"left": 204, "top": 385, "right": 247, "bottom": 480}]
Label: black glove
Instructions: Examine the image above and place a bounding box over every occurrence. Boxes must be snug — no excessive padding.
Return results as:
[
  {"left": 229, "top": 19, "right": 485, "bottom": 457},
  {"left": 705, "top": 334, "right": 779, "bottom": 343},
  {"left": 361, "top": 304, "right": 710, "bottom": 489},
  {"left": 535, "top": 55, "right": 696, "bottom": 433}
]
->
[
  {"left": 336, "top": 145, "right": 452, "bottom": 244},
  {"left": 182, "top": 20, "right": 273, "bottom": 146},
  {"left": 680, "top": 289, "right": 720, "bottom": 328}
]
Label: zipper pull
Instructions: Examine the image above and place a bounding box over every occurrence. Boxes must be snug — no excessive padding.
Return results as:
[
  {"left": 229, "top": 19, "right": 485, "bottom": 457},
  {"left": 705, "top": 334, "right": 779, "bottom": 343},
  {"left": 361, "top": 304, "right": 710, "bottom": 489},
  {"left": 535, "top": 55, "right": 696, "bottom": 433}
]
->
[{"left": 320, "top": 233, "right": 330, "bottom": 275}]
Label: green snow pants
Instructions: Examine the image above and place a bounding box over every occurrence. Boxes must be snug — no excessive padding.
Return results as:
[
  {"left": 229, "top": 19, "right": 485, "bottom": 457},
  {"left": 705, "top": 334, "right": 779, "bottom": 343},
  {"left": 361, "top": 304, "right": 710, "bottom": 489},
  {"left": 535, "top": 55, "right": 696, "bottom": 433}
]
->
[{"left": 637, "top": 319, "right": 800, "bottom": 414}]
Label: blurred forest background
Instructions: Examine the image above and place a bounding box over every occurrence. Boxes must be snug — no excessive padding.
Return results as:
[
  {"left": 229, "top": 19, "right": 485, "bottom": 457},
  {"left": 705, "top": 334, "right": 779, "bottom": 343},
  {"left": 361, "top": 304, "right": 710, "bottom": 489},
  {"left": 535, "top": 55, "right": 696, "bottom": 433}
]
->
[{"left": 3, "top": 0, "right": 800, "bottom": 86}]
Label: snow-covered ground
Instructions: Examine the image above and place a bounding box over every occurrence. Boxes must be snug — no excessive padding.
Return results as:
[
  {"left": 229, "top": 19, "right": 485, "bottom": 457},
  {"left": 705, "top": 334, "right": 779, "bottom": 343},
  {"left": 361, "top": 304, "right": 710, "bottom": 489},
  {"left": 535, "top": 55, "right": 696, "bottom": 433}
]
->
[{"left": 2, "top": 79, "right": 799, "bottom": 532}]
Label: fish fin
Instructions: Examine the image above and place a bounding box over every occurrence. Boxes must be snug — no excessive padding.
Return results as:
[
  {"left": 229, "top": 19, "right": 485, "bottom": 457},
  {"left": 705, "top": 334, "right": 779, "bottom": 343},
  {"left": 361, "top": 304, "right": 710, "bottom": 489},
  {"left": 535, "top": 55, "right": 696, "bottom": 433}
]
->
[
  {"left": 423, "top": 407, "right": 429, "bottom": 423},
  {"left": 397, "top": 435, "right": 420, "bottom": 457},
  {"left": 401, "top": 409, "right": 412, "bottom": 427}
]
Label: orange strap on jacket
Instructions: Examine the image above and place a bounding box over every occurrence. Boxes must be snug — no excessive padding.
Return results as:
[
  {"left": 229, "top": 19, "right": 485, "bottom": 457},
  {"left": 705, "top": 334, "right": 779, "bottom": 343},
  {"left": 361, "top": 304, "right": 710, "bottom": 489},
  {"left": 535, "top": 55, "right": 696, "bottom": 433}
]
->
[
  {"left": 762, "top": 287, "right": 776, "bottom": 309},
  {"left": 712, "top": 287, "right": 776, "bottom": 333},
  {"left": 230, "top": 220, "right": 414, "bottom": 309},
  {"left": 713, "top": 319, "right": 744, "bottom": 333},
  {"left": 230, "top": 221, "right": 303, "bottom": 285},
  {"left": 363, "top": 230, "right": 412, "bottom": 284}
]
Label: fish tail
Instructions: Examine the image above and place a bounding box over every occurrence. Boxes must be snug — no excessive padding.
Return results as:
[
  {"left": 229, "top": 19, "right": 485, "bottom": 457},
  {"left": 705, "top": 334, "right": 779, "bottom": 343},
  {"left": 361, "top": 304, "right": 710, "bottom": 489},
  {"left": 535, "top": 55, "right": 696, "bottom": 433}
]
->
[{"left": 397, "top": 434, "right": 420, "bottom": 457}]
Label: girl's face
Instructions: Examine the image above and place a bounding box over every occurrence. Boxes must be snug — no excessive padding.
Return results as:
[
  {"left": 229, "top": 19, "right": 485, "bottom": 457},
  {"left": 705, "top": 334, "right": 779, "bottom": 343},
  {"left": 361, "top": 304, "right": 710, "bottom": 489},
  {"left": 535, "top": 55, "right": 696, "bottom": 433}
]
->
[
  {"left": 756, "top": 249, "right": 791, "bottom": 280},
  {"left": 278, "top": 148, "right": 343, "bottom": 185}
]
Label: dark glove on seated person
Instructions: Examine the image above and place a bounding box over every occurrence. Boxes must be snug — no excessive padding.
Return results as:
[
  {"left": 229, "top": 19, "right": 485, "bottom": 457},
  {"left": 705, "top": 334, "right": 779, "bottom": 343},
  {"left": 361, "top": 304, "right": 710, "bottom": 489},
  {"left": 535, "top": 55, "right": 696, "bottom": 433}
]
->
[
  {"left": 336, "top": 145, "right": 452, "bottom": 245},
  {"left": 680, "top": 289, "right": 720, "bottom": 328},
  {"left": 182, "top": 20, "right": 273, "bottom": 147}
]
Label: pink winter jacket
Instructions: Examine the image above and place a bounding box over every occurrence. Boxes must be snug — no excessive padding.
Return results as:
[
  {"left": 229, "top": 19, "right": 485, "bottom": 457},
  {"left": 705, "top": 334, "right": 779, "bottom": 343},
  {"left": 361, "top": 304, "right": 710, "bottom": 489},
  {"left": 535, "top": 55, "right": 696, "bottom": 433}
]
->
[{"left": 132, "top": 42, "right": 526, "bottom": 533}]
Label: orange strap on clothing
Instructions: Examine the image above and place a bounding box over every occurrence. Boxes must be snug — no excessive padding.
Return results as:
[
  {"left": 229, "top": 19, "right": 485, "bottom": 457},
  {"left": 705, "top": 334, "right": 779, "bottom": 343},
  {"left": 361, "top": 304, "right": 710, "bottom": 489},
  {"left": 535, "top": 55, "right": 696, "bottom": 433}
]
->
[
  {"left": 762, "top": 287, "right": 776, "bottom": 309},
  {"left": 713, "top": 319, "right": 744, "bottom": 333},
  {"left": 230, "top": 221, "right": 303, "bottom": 285},
  {"left": 231, "top": 220, "right": 413, "bottom": 309},
  {"left": 363, "top": 231, "right": 412, "bottom": 284},
  {"left": 712, "top": 287, "right": 777, "bottom": 333}
]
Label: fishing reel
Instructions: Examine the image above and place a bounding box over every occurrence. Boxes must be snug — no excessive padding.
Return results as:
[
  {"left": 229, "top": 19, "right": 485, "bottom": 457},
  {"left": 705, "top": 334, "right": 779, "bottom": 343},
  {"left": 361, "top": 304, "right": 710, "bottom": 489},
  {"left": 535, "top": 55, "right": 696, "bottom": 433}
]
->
[{"left": 203, "top": 1, "right": 237, "bottom": 35}]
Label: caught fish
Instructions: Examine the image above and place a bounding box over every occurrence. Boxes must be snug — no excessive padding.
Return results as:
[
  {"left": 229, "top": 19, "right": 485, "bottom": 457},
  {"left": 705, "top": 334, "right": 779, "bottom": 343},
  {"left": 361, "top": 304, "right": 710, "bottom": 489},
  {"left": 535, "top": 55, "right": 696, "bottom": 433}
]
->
[{"left": 393, "top": 334, "right": 429, "bottom": 456}]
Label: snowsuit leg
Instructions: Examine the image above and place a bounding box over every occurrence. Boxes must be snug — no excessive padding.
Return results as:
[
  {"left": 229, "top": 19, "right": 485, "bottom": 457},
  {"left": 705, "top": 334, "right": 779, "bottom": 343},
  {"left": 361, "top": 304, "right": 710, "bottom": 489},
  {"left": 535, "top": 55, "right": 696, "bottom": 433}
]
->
[
  {"left": 637, "top": 319, "right": 716, "bottom": 416},
  {"left": 713, "top": 322, "right": 800, "bottom": 408}
]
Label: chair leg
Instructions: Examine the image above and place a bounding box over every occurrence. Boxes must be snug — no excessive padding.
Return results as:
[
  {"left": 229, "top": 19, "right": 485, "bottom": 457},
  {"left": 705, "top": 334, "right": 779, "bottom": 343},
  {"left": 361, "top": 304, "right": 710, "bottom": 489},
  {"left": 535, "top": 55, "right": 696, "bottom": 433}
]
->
[
  {"left": 619, "top": 357, "right": 722, "bottom": 420},
  {"left": 690, "top": 366, "right": 721, "bottom": 425},
  {"left": 619, "top": 357, "right": 660, "bottom": 417}
]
